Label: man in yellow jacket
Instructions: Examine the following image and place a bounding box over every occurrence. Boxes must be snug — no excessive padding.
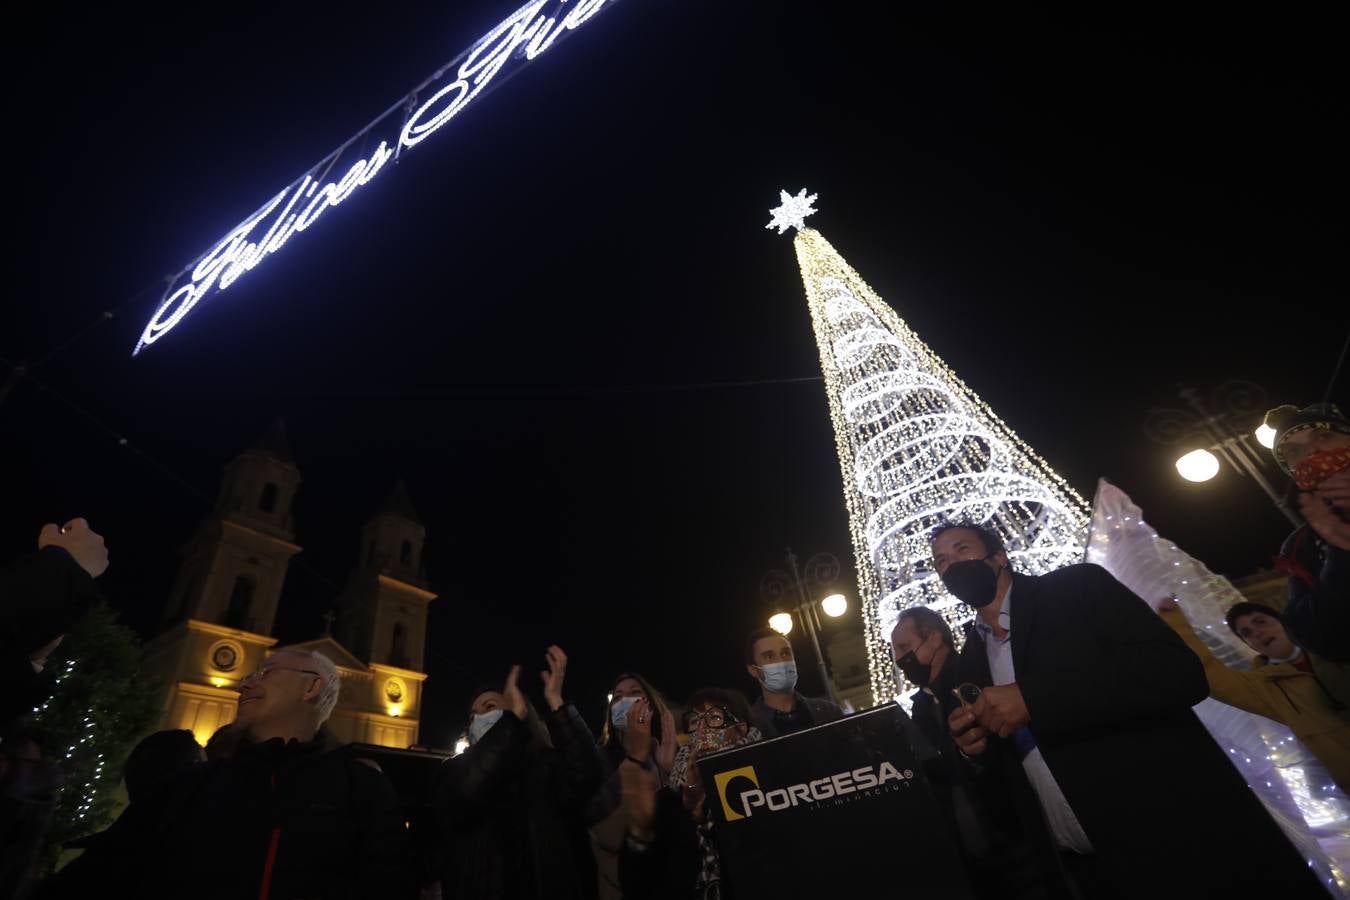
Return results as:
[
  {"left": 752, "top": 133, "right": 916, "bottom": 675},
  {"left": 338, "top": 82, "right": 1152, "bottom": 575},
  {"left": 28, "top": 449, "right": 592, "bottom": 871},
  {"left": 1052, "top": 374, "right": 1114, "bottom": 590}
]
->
[{"left": 1160, "top": 598, "right": 1350, "bottom": 791}]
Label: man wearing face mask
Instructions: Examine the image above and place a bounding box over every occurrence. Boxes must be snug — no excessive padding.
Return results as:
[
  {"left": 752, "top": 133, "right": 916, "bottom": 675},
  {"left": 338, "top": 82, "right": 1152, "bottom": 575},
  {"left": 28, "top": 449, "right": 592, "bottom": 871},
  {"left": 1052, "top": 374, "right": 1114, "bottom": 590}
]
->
[
  {"left": 892, "top": 608, "right": 1067, "bottom": 900},
  {"left": 743, "top": 627, "right": 843, "bottom": 739},
  {"left": 935, "top": 522, "right": 1322, "bottom": 898},
  {"left": 1263, "top": 402, "right": 1350, "bottom": 662}
]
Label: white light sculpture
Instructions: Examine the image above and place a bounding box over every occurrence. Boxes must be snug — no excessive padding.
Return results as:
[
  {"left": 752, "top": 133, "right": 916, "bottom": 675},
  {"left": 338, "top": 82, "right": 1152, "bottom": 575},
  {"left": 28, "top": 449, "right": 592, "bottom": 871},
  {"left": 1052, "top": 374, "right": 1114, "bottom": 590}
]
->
[
  {"left": 776, "top": 192, "right": 1090, "bottom": 705},
  {"left": 134, "top": 0, "right": 624, "bottom": 355},
  {"left": 766, "top": 188, "right": 819, "bottom": 235}
]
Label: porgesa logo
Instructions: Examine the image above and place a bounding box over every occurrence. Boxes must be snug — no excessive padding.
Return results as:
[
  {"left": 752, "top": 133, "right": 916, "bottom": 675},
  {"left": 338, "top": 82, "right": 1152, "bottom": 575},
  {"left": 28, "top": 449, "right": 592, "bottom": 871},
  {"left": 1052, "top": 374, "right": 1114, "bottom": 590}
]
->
[
  {"left": 715, "top": 761, "right": 913, "bottom": 823},
  {"left": 714, "top": 766, "right": 760, "bottom": 822}
]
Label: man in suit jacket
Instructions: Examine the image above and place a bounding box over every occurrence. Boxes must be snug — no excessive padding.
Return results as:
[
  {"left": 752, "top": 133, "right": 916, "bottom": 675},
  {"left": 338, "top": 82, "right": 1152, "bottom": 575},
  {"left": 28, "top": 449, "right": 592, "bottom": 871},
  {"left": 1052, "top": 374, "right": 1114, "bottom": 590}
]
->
[{"left": 935, "top": 522, "right": 1323, "bottom": 898}]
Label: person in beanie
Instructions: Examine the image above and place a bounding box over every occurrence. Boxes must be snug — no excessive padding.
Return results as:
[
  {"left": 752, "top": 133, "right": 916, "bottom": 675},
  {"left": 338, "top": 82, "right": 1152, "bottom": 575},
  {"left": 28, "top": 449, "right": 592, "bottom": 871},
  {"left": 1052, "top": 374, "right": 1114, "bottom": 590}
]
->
[{"left": 1263, "top": 402, "right": 1350, "bottom": 661}]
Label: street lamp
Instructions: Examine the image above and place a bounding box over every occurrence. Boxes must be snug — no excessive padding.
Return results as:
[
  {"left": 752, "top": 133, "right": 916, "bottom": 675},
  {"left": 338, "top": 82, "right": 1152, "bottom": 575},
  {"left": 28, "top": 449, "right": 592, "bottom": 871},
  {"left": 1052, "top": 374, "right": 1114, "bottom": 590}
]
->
[
  {"left": 1144, "top": 380, "right": 1301, "bottom": 526},
  {"left": 760, "top": 549, "right": 848, "bottom": 704}
]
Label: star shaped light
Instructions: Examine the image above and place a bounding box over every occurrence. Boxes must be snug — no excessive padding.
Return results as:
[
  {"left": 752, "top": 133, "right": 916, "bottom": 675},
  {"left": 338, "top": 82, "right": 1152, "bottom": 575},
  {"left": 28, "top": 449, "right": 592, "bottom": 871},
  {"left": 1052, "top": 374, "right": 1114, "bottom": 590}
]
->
[{"left": 766, "top": 188, "right": 819, "bottom": 235}]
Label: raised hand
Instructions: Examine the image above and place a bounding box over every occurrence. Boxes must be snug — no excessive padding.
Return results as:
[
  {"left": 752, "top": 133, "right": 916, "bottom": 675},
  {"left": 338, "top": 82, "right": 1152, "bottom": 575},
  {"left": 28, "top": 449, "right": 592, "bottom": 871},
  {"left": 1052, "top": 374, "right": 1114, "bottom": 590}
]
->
[
  {"left": 502, "top": 665, "right": 528, "bottom": 719},
  {"left": 540, "top": 645, "right": 568, "bottom": 711},
  {"left": 681, "top": 748, "right": 707, "bottom": 821},
  {"left": 1300, "top": 491, "right": 1350, "bottom": 551},
  {"left": 38, "top": 518, "right": 109, "bottom": 578},
  {"left": 1314, "top": 468, "right": 1350, "bottom": 508},
  {"left": 623, "top": 698, "right": 654, "bottom": 763}
]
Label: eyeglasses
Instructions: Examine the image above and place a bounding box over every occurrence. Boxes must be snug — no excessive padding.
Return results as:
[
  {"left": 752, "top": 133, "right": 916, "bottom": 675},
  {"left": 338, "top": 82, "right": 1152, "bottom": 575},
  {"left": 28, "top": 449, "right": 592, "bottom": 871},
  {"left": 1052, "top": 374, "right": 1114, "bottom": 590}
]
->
[
  {"left": 240, "top": 665, "right": 321, "bottom": 685},
  {"left": 687, "top": 707, "right": 740, "bottom": 730},
  {"left": 951, "top": 683, "right": 982, "bottom": 707}
]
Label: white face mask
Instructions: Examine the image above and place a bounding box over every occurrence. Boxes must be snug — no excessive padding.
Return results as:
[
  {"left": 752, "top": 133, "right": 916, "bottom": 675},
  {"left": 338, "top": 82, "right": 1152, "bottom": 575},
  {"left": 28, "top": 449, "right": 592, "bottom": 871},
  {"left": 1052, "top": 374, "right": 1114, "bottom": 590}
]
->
[
  {"left": 468, "top": 709, "right": 505, "bottom": 744},
  {"left": 610, "top": 695, "right": 640, "bottom": 731},
  {"left": 756, "top": 661, "right": 798, "bottom": 694}
]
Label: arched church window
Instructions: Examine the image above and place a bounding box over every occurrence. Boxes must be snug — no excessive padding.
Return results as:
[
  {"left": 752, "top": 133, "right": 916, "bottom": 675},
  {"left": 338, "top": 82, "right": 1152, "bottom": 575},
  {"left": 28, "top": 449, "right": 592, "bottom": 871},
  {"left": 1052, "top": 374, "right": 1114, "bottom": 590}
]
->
[
  {"left": 400, "top": 540, "right": 413, "bottom": 566},
  {"left": 259, "top": 483, "right": 279, "bottom": 513},
  {"left": 224, "top": 575, "right": 256, "bottom": 630}
]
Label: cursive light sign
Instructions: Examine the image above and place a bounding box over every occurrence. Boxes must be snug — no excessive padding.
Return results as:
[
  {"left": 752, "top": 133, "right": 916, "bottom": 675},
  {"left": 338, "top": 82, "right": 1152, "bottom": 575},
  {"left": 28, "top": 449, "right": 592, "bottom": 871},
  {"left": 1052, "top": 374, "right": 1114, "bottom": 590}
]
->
[{"left": 135, "top": 0, "right": 621, "bottom": 355}]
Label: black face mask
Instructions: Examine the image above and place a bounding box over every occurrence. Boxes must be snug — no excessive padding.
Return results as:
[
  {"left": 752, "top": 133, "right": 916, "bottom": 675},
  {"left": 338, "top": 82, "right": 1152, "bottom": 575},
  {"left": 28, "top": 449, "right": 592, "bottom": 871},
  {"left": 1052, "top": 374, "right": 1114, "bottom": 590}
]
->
[
  {"left": 896, "top": 651, "right": 932, "bottom": 687},
  {"left": 940, "top": 556, "right": 1002, "bottom": 609}
]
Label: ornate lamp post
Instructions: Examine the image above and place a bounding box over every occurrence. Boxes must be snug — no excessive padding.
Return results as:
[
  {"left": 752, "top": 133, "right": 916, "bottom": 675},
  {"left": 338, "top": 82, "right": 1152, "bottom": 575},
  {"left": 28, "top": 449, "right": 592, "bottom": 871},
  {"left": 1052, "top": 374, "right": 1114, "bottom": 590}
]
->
[
  {"left": 760, "top": 549, "right": 849, "bottom": 704},
  {"left": 1144, "top": 380, "right": 1300, "bottom": 526}
]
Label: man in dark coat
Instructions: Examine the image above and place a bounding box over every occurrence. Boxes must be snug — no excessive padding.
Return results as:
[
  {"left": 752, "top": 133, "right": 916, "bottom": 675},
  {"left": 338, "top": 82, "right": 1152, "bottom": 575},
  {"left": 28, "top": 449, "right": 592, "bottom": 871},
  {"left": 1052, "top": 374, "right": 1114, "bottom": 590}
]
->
[
  {"left": 437, "top": 647, "right": 606, "bottom": 900},
  {"left": 892, "top": 607, "right": 1068, "bottom": 900},
  {"left": 935, "top": 522, "right": 1324, "bottom": 898},
  {"left": 39, "top": 649, "right": 414, "bottom": 900},
  {"left": 743, "top": 627, "right": 844, "bottom": 738}
]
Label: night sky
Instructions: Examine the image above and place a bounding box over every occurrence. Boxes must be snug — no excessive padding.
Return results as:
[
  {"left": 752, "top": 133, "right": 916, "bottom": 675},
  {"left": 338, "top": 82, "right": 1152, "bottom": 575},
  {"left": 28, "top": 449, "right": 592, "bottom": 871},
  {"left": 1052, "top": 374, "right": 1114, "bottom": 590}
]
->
[{"left": 9, "top": 2, "right": 1345, "bottom": 746}]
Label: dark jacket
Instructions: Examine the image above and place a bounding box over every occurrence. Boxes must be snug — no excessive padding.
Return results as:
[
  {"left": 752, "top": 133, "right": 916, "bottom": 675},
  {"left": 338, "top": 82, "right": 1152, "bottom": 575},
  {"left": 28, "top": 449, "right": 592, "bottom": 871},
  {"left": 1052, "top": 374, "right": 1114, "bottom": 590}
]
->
[
  {"left": 38, "top": 730, "right": 412, "bottom": 900},
  {"left": 617, "top": 788, "right": 701, "bottom": 900},
  {"left": 748, "top": 692, "right": 843, "bottom": 739},
  {"left": 0, "top": 547, "right": 100, "bottom": 727},
  {"left": 957, "top": 565, "right": 1322, "bottom": 897},
  {"left": 437, "top": 704, "right": 606, "bottom": 900},
  {"left": 1278, "top": 523, "right": 1350, "bottom": 662},
  {"left": 910, "top": 665, "right": 1070, "bottom": 900}
]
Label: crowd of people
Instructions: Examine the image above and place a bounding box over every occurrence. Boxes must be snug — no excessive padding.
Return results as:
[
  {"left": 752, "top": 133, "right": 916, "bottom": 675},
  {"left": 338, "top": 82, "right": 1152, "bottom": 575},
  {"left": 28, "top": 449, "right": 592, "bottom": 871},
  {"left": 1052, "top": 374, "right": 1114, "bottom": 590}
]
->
[{"left": 0, "top": 401, "right": 1346, "bottom": 899}]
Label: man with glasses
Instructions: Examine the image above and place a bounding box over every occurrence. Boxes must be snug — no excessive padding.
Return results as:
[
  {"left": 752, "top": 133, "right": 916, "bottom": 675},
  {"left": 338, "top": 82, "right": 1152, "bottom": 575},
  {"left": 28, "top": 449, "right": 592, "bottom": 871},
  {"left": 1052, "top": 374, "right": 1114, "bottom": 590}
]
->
[
  {"left": 40, "top": 650, "right": 416, "bottom": 899},
  {"left": 932, "top": 521, "right": 1321, "bottom": 898}
]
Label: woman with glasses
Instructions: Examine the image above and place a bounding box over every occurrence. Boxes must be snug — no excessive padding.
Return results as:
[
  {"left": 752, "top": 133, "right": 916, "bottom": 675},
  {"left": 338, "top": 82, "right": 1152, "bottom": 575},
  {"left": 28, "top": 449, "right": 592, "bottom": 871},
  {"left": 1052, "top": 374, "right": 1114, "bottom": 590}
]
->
[{"left": 619, "top": 687, "right": 761, "bottom": 900}]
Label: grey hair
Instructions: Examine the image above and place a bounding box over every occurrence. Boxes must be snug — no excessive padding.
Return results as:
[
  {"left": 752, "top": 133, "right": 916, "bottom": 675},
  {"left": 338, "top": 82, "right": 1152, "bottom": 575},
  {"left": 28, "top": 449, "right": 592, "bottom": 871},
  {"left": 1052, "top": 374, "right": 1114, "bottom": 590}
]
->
[{"left": 305, "top": 650, "right": 341, "bottom": 723}]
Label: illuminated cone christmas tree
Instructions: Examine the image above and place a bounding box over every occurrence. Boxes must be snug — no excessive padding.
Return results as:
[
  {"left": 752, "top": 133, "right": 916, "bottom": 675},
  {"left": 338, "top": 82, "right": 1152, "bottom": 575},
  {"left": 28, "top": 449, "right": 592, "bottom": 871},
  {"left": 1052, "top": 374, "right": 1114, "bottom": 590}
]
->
[{"left": 770, "top": 190, "right": 1090, "bottom": 704}]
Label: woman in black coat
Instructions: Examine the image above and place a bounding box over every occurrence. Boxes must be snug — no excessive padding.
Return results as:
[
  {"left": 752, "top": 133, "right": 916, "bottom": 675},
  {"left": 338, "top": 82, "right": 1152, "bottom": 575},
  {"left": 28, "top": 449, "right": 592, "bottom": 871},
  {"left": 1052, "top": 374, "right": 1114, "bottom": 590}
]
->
[{"left": 436, "top": 646, "right": 606, "bottom": 900}]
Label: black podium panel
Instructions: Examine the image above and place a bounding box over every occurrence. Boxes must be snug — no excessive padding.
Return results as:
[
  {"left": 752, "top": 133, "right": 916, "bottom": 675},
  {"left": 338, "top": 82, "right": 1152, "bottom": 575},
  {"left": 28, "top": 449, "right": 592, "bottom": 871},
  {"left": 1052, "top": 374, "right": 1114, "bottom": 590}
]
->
[{"left": 700, "top": 703, "right": 973, "bottom": 899}]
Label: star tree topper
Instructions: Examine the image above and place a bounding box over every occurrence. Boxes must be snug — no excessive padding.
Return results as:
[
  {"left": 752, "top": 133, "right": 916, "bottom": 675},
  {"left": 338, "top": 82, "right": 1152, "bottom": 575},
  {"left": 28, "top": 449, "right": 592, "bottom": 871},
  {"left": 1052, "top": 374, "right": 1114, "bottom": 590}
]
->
[{"left": 766, "top": 188, "right": 819, "bottom": 235}]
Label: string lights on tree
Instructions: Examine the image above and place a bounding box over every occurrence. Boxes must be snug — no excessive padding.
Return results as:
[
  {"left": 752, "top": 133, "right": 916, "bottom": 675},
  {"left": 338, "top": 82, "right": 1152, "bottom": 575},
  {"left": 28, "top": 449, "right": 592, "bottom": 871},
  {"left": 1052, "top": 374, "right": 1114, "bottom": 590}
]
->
[{"left": 770, "top": 190, "right": 1090, "bottom": 705}]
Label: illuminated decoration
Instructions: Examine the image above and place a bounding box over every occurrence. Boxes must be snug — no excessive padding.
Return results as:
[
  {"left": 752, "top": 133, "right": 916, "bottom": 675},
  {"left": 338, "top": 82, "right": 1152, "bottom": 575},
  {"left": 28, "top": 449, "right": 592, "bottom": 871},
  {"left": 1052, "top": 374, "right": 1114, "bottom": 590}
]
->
[
  {"left": 766, "top": 188, "right": 818, "bottom": 235},
  {"left": 134, "top": 0, "right": 625, "bottom": 355},
  {"left": 779, "top": 195, "right": 1089, "bottom": 705},
  {"left": 821, "top": 593, "right": 848, "bottom": 618},
  {"left": 1175, "top": 447, "right": 1220, "bottom": 482},
  {"left": 1087, "top": 480, "right": 1348, "bottom": 893},
  {"left": 768, "top": 612, "right": 794, "bottom": 636}
]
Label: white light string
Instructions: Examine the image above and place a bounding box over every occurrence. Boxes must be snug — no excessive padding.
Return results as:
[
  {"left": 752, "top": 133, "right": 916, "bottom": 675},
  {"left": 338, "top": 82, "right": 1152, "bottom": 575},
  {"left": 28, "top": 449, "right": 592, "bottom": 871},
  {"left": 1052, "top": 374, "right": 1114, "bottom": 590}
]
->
[
  {"left": 134, "top": 0, "right": 624, "bottom": 355},
  {"left": 772, "top": 191, "right": 1089, "bottom": 705}
]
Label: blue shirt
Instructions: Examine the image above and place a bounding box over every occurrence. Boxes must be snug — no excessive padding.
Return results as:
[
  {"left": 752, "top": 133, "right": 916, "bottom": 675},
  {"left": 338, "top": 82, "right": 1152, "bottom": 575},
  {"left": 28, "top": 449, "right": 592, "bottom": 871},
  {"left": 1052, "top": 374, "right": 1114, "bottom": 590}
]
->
[{"left": 975, "top": 584, "right": 1094, "bottom": 854}]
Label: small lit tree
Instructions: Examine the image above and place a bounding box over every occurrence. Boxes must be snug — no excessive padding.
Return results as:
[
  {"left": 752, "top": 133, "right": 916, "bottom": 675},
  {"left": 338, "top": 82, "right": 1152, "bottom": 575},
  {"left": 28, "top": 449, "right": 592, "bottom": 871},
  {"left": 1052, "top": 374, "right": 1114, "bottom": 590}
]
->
[{"left": 37, "top": 602, "right": 161, "bottom": 871}]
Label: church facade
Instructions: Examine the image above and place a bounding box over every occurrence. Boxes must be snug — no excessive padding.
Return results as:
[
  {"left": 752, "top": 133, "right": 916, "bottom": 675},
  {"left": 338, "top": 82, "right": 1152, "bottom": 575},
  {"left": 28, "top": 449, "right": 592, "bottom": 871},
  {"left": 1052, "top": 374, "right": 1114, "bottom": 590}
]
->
[{"left": 141, "top": 421, "right": 435, "bottom": 750}]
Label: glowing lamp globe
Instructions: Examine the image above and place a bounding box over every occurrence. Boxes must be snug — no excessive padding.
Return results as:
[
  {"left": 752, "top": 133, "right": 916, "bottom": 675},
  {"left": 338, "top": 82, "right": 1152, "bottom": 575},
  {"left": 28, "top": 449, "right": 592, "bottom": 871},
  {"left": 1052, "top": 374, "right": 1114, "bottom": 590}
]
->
[
  {"left": 1176, "top": 449, "right": 1220, "bottom": 482},
  {"left": 821, "top": 593, "right": 848, "bottom": 617}
]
